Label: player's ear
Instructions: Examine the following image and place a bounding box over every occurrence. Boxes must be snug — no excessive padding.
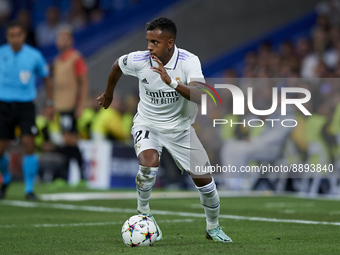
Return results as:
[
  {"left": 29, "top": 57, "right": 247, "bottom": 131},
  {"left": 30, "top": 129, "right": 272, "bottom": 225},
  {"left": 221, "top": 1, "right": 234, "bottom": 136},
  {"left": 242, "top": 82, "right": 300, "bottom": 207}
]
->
[{"left": 168, "top": 38, "right": 174, "bottom": 50}]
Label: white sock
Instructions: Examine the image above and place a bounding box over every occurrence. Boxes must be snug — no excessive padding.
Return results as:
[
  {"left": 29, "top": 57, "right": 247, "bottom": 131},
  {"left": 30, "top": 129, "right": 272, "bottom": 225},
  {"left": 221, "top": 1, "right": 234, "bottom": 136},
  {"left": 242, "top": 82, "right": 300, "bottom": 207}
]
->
[
  {"left": 136, "top": 165, "right": 158, "bottom": 214},
  {"left": 196, "top": 179, "right": 220, "bottom": 230}
]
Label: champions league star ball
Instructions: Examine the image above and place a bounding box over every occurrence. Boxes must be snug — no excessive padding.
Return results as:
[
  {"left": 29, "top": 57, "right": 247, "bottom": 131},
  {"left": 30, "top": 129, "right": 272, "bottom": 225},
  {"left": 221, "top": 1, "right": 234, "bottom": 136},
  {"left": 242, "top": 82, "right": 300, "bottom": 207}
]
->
[{"left": 121, "top": 215, "right": 158, "bottom": 247}]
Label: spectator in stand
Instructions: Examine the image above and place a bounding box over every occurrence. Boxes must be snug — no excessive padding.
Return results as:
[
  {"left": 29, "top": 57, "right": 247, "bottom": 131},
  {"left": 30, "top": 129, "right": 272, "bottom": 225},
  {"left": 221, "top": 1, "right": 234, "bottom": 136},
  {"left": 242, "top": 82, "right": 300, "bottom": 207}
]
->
[
  {"left": 268, "top": 52, "right": 281, "bottom": 77},
  {"left": 324, "top": 31, "right": 340, "bottom": 70},
  {"left": 316, "top": 0, "right": 340, "bottom": 26},
  {"left": 329, "top": 26, "right": 340, "bottom": 46},
  {"left": 36, "top": 6, "right": 64, "bottom": 47},
  {"left": 16, "top": 9, "right": 36, "bottom": 47},
  {"left": 295, "top": 37, "right": 312, "bottom": 61},
  {"left": 67, "top": 0, "right": 87, "bottom": 31},
  {"left": 300, "top": 27, "right": 330, "bottom": 78},
  {"left": 0, "top": 0, "right": 10, "bottom": 26},
  {"left": 239, "top": 9, "right": 340, "bottom": 79},
  {"left": 0, "top": 0, "right": 11, "bottom": 45},
  {"left": 80, "top": 0, "right": 100, "bottom": 18},
  {"left": 315, "top": 14, "right": 332, "bottom": 32},
  {"left": 315, "top": 61, "right": 331, "bottom": 77},
  {"left": 81, "top": 0, "right": 104, "bottom": 24},
  {"left": 254, "top": 42, "right": 273, "bottom": 77},
  {"left": 279, "top": 40, "right": 295, "bottom": 60},
  {"left": 244, "top": 51, "right": 257, "bottom": 70},
  {"left": 89, "top": 8, "right": 104, "bottom": 24},
  {"left": 334, "top": 62, "right": 340, "bottom": 77},
  {"left": 242, "top": 65, "right": 256, "bottom": 78},
  {"left": 223, "top": 69, "right": 237, "bottom": 81}
]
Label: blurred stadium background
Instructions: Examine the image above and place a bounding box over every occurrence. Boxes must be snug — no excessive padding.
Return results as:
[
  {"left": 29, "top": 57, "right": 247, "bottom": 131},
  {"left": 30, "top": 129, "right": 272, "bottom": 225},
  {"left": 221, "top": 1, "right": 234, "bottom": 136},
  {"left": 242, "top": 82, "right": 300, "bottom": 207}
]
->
[{"left": 1, "top": 0, "right": 340, "bottom": 196}]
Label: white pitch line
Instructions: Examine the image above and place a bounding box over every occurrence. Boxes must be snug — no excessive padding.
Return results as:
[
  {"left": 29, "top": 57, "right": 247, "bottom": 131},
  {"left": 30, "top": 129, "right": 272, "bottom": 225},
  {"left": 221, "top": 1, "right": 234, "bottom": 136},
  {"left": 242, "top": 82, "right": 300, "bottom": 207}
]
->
[
  {"left": 0, "top": 219, "right": 195, "bottom": 229},
  {"left": 1, "top": 200, "right": 340, "bottom": 226},
  {"left": 0, "top": 225, "right": 16, "bottom": 228},
  {"left": 33, "top": 222, "right": 122, "bottom": 228},
  {"left": 38, "top": 191, "right": 274, "bottom": 201}
]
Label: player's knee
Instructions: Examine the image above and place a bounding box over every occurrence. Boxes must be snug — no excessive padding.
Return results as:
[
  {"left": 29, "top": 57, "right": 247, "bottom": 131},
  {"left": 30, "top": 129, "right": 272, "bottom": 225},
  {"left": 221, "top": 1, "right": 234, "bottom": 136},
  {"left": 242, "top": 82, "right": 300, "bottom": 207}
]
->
[
  {"left": 191, "top": 173, "right": 213, "bottom": 188},
  {"left": 21, "top": 137, "right": 35, "bottom": 155},
  {"left": 138, "top": 149, "right": 159, "bottom": 167}
]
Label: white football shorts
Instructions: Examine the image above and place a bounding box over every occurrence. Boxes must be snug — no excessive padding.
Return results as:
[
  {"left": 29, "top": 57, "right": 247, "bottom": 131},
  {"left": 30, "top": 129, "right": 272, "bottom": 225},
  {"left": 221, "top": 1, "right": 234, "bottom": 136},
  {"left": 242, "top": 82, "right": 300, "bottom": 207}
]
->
[{"left": 131, "top": 124, "right": 210, "bottom": 176}]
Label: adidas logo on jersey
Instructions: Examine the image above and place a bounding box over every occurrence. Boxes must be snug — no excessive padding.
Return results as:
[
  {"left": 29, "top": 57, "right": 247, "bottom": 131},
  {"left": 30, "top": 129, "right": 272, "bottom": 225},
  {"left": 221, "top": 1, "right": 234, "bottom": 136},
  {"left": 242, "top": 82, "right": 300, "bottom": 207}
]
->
[{"left": 141, "top": 78, "right": 149, "bottom": 84}]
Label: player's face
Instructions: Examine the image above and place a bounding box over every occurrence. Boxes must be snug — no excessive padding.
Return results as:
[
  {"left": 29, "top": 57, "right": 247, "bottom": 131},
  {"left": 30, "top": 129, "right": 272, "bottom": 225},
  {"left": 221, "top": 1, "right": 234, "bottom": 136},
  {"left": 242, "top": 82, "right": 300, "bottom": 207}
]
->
[
  {"left": 6, "top": 26, "right": 26, "bottom": 52},
  {"left": 56, "top": 32, "right": 73, "bottom": 52},
  {"left": 146, "top": 29, "right": 174, "bottom": 61}
]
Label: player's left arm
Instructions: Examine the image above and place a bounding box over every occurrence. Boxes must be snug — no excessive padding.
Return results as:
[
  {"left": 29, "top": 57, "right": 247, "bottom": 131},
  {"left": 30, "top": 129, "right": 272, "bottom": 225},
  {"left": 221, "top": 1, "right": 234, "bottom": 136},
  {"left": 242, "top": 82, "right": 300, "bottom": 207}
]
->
[
  {"left": 150, "top": 55, "right": 203, "bottom": 104},
  {"left": 74, "top": 56, "right": 89, "bottom": 119}
]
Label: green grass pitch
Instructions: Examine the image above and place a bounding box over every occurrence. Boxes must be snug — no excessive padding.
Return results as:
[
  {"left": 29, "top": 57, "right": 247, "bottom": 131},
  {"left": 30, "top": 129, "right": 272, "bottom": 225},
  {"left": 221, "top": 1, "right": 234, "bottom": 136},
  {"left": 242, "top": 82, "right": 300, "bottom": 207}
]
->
[{"left": 0, "top": 182, "right": 339, "bottom": 255}]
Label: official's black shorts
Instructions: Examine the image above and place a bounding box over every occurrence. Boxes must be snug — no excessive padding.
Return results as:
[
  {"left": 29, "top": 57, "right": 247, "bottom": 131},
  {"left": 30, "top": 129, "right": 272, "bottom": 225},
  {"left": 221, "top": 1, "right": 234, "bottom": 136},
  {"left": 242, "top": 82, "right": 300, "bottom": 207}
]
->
[
  {"left": 0, "top": 100, "right": 37, "bottom": 140},
  {"left": 59, "top": 111, "right": 77, "bottom": 133}
]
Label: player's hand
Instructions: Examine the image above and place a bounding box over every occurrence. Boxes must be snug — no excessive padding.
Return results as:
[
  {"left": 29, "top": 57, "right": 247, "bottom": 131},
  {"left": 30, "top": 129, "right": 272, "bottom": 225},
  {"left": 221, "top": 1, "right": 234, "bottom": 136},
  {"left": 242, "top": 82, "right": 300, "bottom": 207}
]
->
[
  {"left": 45, "top": 106, "right": 54, "bottom": 121},
  {"left": 97, "top": 93, "right": 113, "bottom": 109},
  {"left": 150, "top": 55, "right": 171, "bottom": 85}
]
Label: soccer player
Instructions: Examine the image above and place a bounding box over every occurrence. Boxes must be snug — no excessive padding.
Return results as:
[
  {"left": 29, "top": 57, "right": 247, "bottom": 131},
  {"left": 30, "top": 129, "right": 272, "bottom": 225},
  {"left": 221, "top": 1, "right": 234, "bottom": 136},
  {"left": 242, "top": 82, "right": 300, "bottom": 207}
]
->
[
  {"left": 53, "top": 26, "right": 89, "bottom": 181},
  {"left": 0, "top": 22, "right": 54, "bottom": 200},
  {"left": 97, "top": 17, "right": 232, "bottom": 242}
]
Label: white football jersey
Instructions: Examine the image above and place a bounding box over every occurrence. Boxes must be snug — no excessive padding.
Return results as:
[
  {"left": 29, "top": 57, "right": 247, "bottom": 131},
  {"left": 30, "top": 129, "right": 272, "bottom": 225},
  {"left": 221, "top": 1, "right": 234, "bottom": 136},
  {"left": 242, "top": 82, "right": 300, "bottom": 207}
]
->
[{"left": 118, "top": 45, "right": 204, "bottom": 132}]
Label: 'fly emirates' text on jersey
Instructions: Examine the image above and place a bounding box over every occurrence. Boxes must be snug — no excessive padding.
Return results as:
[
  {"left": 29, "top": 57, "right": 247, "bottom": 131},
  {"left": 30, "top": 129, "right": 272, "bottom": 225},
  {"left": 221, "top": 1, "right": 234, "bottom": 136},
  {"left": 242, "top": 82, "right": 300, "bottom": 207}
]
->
[{"left": 118, "top": 45, "right": 204, "bottom": 132}]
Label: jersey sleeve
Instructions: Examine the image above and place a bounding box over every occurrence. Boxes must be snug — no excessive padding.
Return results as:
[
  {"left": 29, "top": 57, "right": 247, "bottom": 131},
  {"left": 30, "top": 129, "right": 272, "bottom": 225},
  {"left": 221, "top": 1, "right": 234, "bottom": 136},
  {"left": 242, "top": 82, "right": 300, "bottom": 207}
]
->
[
  {"left": 118, "top": 52, "right": 138, "bottom": 77},
  {"left": 35, "top": 51, "right": 50, "bottom": 78},
  {"left": 183, "top": 55, "right": 205, "bottom": 84},
  {"left": 74, "top": 55, "right": 88, "bottom": 77}
]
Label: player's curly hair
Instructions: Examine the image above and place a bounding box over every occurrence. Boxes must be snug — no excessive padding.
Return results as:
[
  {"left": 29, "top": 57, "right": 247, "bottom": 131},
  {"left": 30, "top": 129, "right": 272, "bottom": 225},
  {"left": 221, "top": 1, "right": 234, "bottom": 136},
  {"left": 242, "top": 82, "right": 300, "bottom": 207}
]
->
[{"left": 146, "top": 17, "right": 177, "bottom": 39}]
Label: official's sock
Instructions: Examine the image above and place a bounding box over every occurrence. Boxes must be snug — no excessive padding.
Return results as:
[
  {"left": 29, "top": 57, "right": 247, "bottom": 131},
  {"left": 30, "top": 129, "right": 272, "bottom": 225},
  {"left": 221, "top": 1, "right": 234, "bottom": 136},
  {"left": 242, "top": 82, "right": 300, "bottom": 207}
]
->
[
  {"left": 22, "top": 154, "right": 39, "bottom": 194},
  {"left": 136, "top": 165, "right": 158, "bottom": 214},
  {"left": 0, "top": 155, "right": 11, "bottom": 185},
  {"left": 196, "top": 179, "right": 220, "bottom": 230}
]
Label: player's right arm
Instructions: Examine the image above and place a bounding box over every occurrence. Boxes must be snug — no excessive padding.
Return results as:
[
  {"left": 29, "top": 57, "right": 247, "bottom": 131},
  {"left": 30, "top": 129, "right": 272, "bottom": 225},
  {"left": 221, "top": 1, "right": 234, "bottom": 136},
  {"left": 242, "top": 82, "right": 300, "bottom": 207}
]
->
[
  {"left": 98, "top": 52, "right": 138, "bottom": 109},
  {"left": 97, "top": 59, "right": 122, "bottom": 109}
]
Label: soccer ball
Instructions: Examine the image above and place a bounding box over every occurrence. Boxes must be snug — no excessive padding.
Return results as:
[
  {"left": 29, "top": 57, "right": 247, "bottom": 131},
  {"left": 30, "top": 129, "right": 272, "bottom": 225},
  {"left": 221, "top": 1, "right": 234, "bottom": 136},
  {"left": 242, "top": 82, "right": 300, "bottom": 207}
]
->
[{"left": 121, "top": 215, "right": 158, "bottom": 247}]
